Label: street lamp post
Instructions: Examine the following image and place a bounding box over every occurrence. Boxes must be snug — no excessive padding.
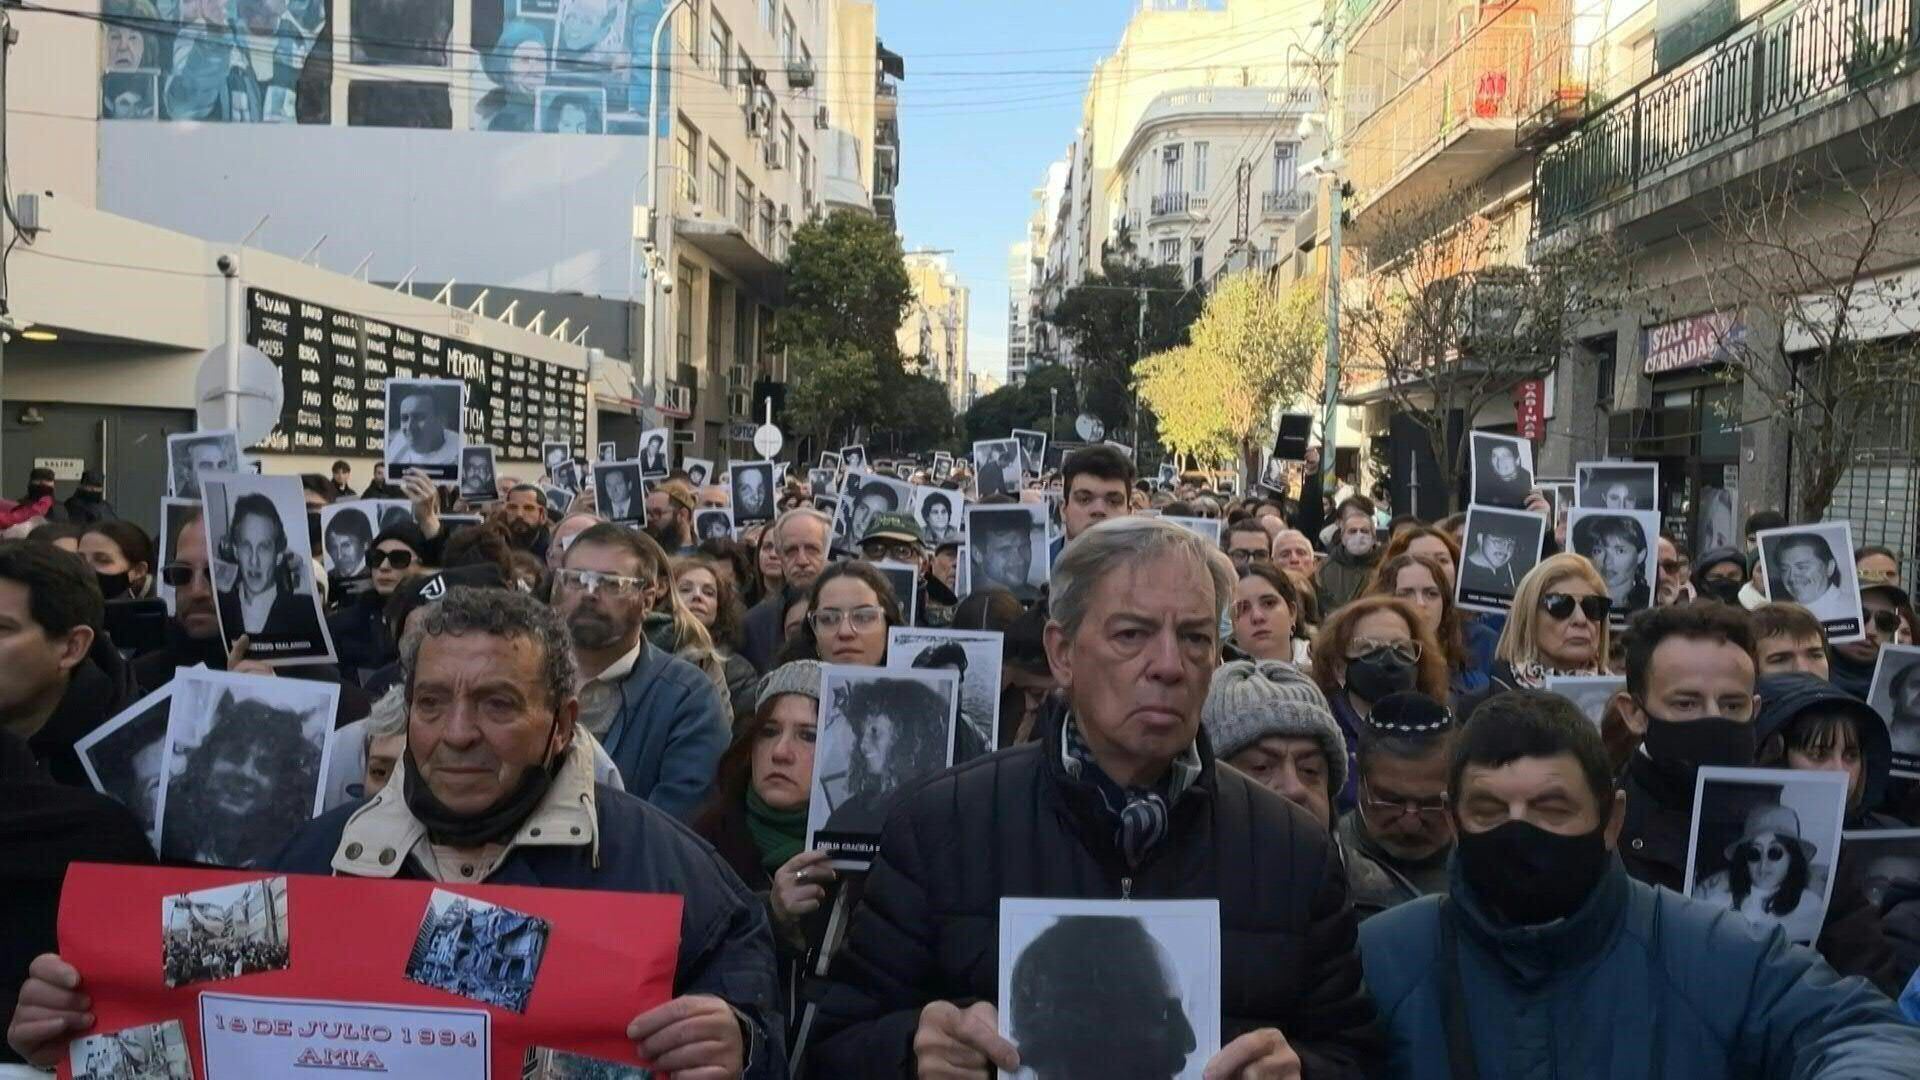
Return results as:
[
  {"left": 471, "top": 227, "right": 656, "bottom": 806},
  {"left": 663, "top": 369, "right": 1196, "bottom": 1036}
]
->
[
  {"left": 1050, "top": 386, "right": 1059, "bottom": 443},
  {"left": 641, "top": 0, "right": 692, "bottom": 407}
]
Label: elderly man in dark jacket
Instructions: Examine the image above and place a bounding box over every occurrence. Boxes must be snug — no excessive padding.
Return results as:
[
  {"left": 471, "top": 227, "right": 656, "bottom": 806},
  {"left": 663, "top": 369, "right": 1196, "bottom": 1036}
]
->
[
  {"left": 1361, "top": 690, "right": 1920, "bottom": 1078},
  {"left": 8, "top": 587, "right": 785, "bottom": 1079},
  {"left": 809, "top": 516, "right": 1381, "bottom": 1078}
]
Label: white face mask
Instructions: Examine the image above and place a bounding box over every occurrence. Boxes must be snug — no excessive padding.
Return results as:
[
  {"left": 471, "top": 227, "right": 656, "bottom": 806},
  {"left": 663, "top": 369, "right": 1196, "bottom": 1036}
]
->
[{"left": 1343, "top": 531, "right": 1376, "bottom": 557}]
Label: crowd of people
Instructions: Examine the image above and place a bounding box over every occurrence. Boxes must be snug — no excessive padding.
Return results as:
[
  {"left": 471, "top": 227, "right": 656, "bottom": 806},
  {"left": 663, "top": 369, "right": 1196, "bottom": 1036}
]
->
[{"left": 4, "top": 442, "right": 1920, "bottom": 1078}]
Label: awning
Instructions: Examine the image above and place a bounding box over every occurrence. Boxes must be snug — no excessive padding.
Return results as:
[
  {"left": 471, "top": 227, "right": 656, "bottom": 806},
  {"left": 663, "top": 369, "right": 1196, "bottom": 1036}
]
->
[
  {"left": 878, "top": 43, "right": 905, "bottom": 80},
  {"left": 674, "top": 219, "right": 786, "bottom": 299}
]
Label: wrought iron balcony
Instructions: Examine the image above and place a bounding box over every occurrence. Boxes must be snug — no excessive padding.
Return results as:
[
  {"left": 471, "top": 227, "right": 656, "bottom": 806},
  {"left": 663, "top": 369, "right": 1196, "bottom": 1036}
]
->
[
  {"left": 1537, "top": 0, "right": 1918, "bottom": 233},
  {"left": 1151, "top": 191, "right": 1191, "bottom": 218},
  {"left": 1263, "top": 189, "right": 1313, "bottom": 216}
]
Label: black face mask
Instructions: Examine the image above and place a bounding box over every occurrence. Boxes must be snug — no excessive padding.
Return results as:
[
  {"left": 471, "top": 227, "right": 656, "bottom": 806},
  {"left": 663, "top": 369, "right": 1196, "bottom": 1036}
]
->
[
  {"left": 73, "top": 488, "right": 103, "bottom": 503},
  {"left": 1346, "top": 649, "right": 1418, "bottom": 703},
  {"left": 1699, "top": 578, "right": 1743, "bottom": 605},
  {"left": 26, "top": 482, "right": 54, "bottom": 500},
  {"left": 1639, "top": 711, "right": 1756, "bottom": 793},
  {"left": 1457, "top": 817, "right": 1610, "bottom": 925},
  {"left": 95, "top": 570, "right": 131, "bottom": 601},
  {"left": 401, "top": 723, "right": 565, "bottom": 848}
]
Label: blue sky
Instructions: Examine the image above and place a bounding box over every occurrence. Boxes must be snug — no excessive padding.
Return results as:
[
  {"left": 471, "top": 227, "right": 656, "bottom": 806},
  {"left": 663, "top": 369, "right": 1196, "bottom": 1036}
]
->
[{"left": 882, "top": 2, "right": 1140, "bottom": 384}]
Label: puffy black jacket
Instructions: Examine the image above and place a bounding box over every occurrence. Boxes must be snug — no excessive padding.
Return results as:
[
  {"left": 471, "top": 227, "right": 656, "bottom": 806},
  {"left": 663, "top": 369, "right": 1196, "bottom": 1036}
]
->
[{"left": 808, "top": 710, "right": 1382, "bottom": 1077}]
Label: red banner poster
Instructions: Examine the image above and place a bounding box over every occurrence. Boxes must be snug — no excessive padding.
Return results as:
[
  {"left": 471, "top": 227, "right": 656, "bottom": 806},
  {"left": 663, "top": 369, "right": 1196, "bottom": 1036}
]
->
[
  {"left": 56, "top": 863, "right": 682, "bottom": 1079},
  {"left": 1512, "top": 379, "right": 1546, "bottom": 442}
]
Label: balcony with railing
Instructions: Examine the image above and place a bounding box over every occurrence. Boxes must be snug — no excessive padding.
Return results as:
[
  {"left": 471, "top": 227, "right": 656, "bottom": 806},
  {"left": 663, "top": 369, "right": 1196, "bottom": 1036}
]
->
[
  {"left": 1263, "top": 189, "right": 1314, "bottom": 217},
  {"left": 1151, "top": 191, "right": 1193, "bottom": 219},
  {"left": 1344, "top": 0, "right": 1566, "bottom": 221},
  {"left": 1535, "top": 0, "right": 1920, "bottom": 234}
]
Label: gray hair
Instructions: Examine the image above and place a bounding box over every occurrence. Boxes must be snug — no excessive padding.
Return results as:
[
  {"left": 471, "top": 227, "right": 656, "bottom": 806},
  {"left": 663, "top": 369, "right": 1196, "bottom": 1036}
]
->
[
  {"left": 400, "top": 586, "right": 577, "bottom": 710},
  {"left": 775, "top": 507, "right": 833, "bottom": 544},
  {"left": 365, "top": 684, "right": 408, "bottom": 740},
  {"left": 1050, "top": 516, "right": 1236, "bottom": 641}
]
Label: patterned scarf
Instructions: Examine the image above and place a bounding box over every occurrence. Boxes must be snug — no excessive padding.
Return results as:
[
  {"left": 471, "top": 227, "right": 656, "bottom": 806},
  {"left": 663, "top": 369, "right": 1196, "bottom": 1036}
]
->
[{"left": 1060, "top": 713, "right": 1201, "bottom": 869}]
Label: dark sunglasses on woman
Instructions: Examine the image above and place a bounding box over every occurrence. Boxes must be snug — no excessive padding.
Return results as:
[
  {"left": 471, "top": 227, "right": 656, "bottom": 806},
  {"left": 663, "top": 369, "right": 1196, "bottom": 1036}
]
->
[
  {"left": 1541, "top": 592, "right": 1611, "bottom": 622},
  {"left": 368, "top": 549, "right": 415, "bottom": 570}
]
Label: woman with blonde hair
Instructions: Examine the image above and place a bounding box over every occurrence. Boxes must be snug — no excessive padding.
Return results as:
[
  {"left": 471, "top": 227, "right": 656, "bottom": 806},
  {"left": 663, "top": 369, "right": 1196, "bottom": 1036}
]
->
[{"left": 1482, "top": 552, "right": 1614, "bottom": 697}]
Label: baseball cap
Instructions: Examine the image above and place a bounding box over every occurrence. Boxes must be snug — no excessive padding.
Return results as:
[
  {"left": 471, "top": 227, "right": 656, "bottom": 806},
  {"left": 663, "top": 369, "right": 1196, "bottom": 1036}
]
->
[{"left": 861, "top": 512, "right": 925, "bottom": 546}]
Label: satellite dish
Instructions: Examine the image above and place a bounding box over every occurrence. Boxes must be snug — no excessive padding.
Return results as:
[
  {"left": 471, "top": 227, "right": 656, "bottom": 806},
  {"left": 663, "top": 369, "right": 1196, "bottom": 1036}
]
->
[
  {"left": 1075, "top": 413, "right": 1105, "bottom": 442},
  {"left": 195, "top": 344, "right": 284, "bottom": 446}
]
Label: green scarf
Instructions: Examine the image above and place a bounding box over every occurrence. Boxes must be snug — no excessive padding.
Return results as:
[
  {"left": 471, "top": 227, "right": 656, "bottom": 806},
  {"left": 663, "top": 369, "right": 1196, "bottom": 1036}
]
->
[{"left": 745, "top": 787, "right": 808, "bottom": 874}]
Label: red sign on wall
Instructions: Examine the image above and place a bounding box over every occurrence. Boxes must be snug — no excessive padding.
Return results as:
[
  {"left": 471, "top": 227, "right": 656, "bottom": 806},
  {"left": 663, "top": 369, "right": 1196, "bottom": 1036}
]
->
[{"left": 1513, "top": 379, "right": 1546, "bottom": 441}]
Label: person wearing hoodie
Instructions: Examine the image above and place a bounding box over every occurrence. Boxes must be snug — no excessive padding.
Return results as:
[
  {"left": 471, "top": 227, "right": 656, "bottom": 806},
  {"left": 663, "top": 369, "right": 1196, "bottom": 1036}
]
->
[
  {"left": 1316, "top": 502, "right": 1382, "bottom": 614},
  {"left": 0, "top": 540, "right": 140, "bottom": 789},
  {"left": 1691, "top": 547, "right": 1748, "bottom": 607},
  {"left": 61, "top": 472, "right": 117, "bottom": 527},
  {"left": 19, "top": 468, "right": 65, "bottom": 524}
]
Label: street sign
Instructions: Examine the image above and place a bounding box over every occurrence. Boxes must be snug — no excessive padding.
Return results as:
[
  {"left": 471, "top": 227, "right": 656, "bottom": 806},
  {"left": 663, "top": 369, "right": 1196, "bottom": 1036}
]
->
[{"left": 754, "top": 424, "right": 783, "bottom": 459}]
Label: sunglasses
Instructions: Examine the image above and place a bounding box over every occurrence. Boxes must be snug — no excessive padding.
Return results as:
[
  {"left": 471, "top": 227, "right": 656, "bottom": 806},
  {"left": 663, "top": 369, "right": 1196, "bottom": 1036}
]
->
[
  {"left": 1742, "top": 843, "right": 1789, "bottom": 864},
  {"left": 368, "top": 549, "right": 415, "bottom": 570},
  {"left": 159, "top": 562, "right": 210, "bottom": 588},
  {"left": 1541, "top": 592, "right": 1611, "bottom": 622}
]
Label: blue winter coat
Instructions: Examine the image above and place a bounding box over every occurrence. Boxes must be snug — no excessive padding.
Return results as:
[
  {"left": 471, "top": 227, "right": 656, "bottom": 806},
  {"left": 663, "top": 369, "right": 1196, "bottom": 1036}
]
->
[
  {"left": 273, "top": 782, "right": 786, "bottom": 1079},
  {"left": 598, "top": 641, "right": 730, "bottom": 820},
  {"left": 1361, "top": 856, "right": 1920, "bottom": 1079}
]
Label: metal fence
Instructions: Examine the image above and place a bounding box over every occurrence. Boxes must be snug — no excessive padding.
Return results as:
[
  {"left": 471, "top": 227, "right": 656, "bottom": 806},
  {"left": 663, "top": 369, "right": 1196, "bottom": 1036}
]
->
[
  {"left": 1821, "top": 381, "right": 1920, "bottom": 584},
  {"left": 1537, "top": 0, "right": 1919, "bottom": 231}
]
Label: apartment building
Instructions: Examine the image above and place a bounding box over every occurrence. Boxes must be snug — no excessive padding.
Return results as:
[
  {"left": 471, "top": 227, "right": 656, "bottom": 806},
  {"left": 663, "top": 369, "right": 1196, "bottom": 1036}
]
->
[{"left": 900, "top": 253, "right": 973, "bottom": 409}]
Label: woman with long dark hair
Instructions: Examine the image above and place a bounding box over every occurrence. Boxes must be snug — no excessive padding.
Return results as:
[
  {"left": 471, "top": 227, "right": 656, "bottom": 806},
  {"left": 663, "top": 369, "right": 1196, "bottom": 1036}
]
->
[
  {"left": 773, "top": 560, "right": 906, "bottom": 667},
  {"left": 79, "top": 520, "right": 156, "bottom": 601}
]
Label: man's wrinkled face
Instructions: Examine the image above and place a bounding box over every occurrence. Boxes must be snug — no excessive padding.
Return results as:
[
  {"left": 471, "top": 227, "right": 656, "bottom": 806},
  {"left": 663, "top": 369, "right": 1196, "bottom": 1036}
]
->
[
  {"left": 1227, "top": 736, "right": 1330, "bottom": 827},
  {"left": 398, "top": 393, "right": 446, "bottom": 452},
  {"left": 1045, "top": 553, "right": 1219, "bottom": 784},
  {"left": 1360, "top": 748, "right": 1455, "bottom": 861},
  {"left": 107, "top": 25, "right": 144, "bottom": 69},
  {"left": 778, "top": 517, "right": 830, "bottom": 590},
  {"left": 1271, "top": 530, "right": 1314, "bottom": 575},
  {"left": 409, "top": 633, "right": 572, "bottom": 815}
]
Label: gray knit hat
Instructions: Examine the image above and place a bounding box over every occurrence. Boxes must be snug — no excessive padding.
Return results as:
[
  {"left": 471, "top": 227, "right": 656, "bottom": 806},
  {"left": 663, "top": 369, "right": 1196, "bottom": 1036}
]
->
[
  {"left": 1202, "top": 659, "right": 1347, "bottom": 796},
  {"left": 756, "top": 660, "right": 827, "bottom": 711}
]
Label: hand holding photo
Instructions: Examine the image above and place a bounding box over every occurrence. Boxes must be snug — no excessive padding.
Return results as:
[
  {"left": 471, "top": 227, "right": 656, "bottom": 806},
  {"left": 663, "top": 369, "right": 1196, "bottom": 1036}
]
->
[
  {"left": 202, "top": 472, "right": 336, "bottom": 665},
  {"left": 385, "top": 378, "right": 466, "bottom": 482},
  {"left": 806, "top": 666, "right": 960, "bottom": 868}
]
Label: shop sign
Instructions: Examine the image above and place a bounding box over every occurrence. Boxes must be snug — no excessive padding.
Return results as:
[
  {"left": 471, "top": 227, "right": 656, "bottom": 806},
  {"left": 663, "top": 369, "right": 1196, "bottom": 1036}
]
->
[
  {"left": 1513, "top": 379, "right": 1546, "bottom": 441},
  {"left": 1642, "top": 312, "right": 1745, "bottom": 375}
]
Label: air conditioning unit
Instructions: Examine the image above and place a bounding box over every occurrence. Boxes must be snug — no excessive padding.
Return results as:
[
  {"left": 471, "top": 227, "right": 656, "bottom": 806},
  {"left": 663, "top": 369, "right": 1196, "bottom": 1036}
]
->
[
  {"left": 764, "top": 141, "right": 784, "bottom": 170},
  {"left": 814, "top": 106, "right": 829, "bottom": 130},
  {"left": 787, "top": 61, "right": 816, "bottom": 89}
]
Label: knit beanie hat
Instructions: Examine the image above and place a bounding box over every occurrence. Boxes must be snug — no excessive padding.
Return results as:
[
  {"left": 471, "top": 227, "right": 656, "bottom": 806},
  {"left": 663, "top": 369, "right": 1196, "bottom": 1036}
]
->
[
  {"left": 1202, "top": 659, "right": 1346, "bottom": 795},
  {"left": 756, "top": 659, "right": 827, "bottom": 711}
]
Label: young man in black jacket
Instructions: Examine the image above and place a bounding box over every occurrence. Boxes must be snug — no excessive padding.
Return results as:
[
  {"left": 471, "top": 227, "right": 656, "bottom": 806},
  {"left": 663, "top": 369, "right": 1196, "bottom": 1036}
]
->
[{"left": 809, "top": 516, "right": 1381, "bottom": 1078}]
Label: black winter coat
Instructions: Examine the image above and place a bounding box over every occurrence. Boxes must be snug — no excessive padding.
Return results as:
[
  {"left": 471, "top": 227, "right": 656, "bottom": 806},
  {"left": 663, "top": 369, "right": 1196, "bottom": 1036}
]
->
[{"left": 808, "top": 711, "right": 1382, "bottom": 1078}]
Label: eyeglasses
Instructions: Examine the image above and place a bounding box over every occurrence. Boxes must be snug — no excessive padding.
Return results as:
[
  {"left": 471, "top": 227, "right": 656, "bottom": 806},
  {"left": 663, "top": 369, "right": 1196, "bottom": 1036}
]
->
[
  {"left": 1228, "top": 548, "right": 1270, "bottom": 565},
  {"left": 860, "top": 541, "right": 922, "bottom": 562},
  {"left": 1742, "top": 843, "right": 1789, "bottom": 864},
  {"left": 555, "top": 568, "right": 652, "bottom": 597},
  {"left": 1541, "top": 592, "right": 1611, "bottom": 622},
  {"left": 1347, "top": 638, "right": 1421, "bottom": 664},
  {"left": 809, "top": 606, "right": 884, "bottom": 631},
  {"left": 1359, "top": 780, "right": 1450, "bottom": 821},
  {"left": 368, "top": 549, "right": 415, "bottom": 570},
  {"left": 159, "top": 562, "right": 210, "bottom": 587}
]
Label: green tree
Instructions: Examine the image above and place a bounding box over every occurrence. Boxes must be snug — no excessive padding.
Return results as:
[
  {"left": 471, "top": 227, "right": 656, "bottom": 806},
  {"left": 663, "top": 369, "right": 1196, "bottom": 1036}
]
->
[
  {"left": 785, "top": 346, "right": 883, "bottom": 447},
  {"left": 774, "top": 212, "right": 917, "bottom": 447},
  {"left": 963, "top": 364, "right": 1078, "bottom": 443},
  {"left": 883, "top": 365, "right": 960, "bottom": 455},
  {"left": 1182, "top": 273, "right": 1325, "bottom": 476},
  {"left": 1043, "top": 261, "right": 1202, "bottom": 436}
]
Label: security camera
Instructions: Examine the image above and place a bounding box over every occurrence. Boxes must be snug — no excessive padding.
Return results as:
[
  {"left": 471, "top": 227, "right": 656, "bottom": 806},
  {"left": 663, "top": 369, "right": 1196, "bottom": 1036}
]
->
[
  {"left": 216, "top": 255, "right": 237, "bottom": 276},
  {"left": 660, "top": 278, "right": 674, "bottom": 295}
]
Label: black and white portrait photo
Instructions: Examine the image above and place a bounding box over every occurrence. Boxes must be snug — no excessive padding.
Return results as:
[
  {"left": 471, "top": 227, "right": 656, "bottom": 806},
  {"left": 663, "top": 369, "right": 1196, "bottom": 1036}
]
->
[
  {"left": 552, "top": 459, "right": 582, "bottom": 494},
  {"left": 1471, "top": 431, "right": 1535, "bottom": 509},
  {"left": 874, "top": 560, "right": 920, "bottom": 625},
  {"left": 683, "top": 457, "right": 715, "bottom": 488},
  {"left": 916, "top": 487, "right": 964, "bottom": 545},
  {"left": 74, "top": 684, "right": 173, "bottom": 849},
  {"left": 384, "top": 378, "right": 466, "bottom": 482},
  {"left": 1456, "top": 505, "right": 1546, "bottom": 613},
  {"left": 1162, "top": 516, "right": 1223, "bottom": 546},
  {"left": 537, "top": 85, "right": 606, "bottom": 134},
  {"left": 102, "top": 70, "right": 159, "bottom": 119},
  {"left": 157, "top": 497, "right": 198, "bottom": 616},
  {"left": 158, "top": 669, "right": 336, "bottom": 868},
  {"left": 406, "top": 889, "right": 551, "bottom": 1014},
  {"left": 932, "top": 455, "right": 955, "bottom": 483},
  {"left": 319, "top": 503, "right": 375, "bottom": 581},
  {"left": 888, "top": 627, "right": 1004, "bottom": 765},
  {"left": 1686, "top": 767, "right": 1848, "bottom": 945},
  {"left": 638, "top": 427, "right": 672, "bottom": 478},
  {"left": 407, "top": 883, "right": 552, "bottom": 1006},
  {"left": 1869, "top": 645, "right": 1920, "bottom": 777},
  {"left": 1758, "top": 523, "right": 1864, "bottom": 641},
  {"left": 543, "top": 440, "right": 573, "bottom": 480},
  {"left": 974, "top": 438, "right": 1023, "bottom": 498},
  {"left": 543, "top": 485, "right": 574, "bottom": 517},
  {"left": 1012, "top": 428, "right": 1047, "bottom": 475},
  {"left": 840, "top": 473, "right": 914, "bottom": 543},
  {"left": 594, "top": 462, "right": 645, "bottom": 524},
  {"left": 807, "top": 666, "right": 959, "bottom": 867},
  {"left": 1543, "top": 674, "right": 1626, "bottom": 728},
  {"left": 964, "top": 504, "right": 1050, "bottom": 602},
  {"left": 460, "top": 444, "right": 500, "bottom": 503},
  {"left": 1567, "top": 508, "right": 1661, "bottom": 620},
  {"left": 1839, "top": 829, "right": 1920, "bottom": 910},
  {"left": 695, "top": 507, "right": 735, "bottom": 542},
  {"left": 70, "top": 1020, "right": 192, "bottom": 1080},
  {"left": 1575, "top": 461, "right": 1658, "bottom": 511},
  {"left": 839, "top": 445, "right": 867, "bottom": 473},
  {"left": 162, "top": 876, "right": 291, "bottom": 989},
  {"left": 166, "top": 429, "right": 242, "bottom": 499},
  {"left": 731, "top": 461, "right": 777, "bottom": 526},
  {"left": 201, "top": 473, "right": 335, "bottom": 665},
  {"left": 597, "top": 441, "right": 618, "bottom": 463},
  {"left": 521, "top": 1047, "right": 652, "bottom": 1079},
  {"left": 998, "top": 898, "right": 1220, "bottom": 1080}
]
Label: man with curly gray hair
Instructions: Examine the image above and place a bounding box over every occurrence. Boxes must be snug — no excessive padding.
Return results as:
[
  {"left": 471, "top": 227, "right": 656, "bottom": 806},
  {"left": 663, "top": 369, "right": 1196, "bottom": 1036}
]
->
[{"left": 5, "top": 585, "right": 788, "bottom": 1078}]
